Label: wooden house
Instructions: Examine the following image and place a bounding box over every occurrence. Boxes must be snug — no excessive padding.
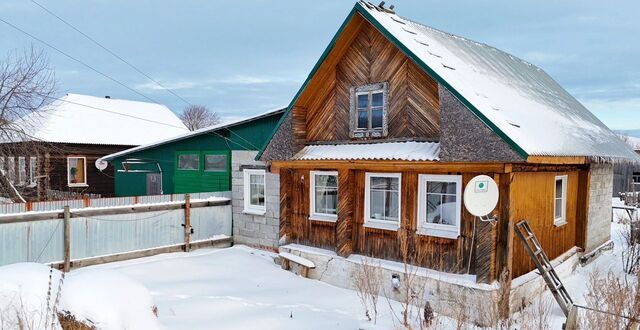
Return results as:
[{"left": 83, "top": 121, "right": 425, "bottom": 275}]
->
[
  {"left": 259, "top": 0, "right": 640, "bottom": 290},
  {"left": 99, "top": 108, "right": 285, "bottom": 197},
  {"left": 0, "top": 93, "right": 186, "bottom": 200}
]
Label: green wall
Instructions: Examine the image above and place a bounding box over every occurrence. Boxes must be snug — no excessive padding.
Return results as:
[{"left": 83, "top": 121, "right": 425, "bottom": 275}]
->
[{"left": 111, "top": 112, "right": 281, "bottom": 197}]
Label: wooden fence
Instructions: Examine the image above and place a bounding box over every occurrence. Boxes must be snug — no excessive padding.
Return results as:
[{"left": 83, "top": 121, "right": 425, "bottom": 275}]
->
[{"left": 0, "top": 192, "right": 233, "bottom": 269}]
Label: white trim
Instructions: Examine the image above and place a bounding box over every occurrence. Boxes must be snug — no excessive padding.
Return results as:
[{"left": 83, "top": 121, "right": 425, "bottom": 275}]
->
[
  {"left": 17, "top": 157, "right": 26, "bottom": 186},
  {"left": 554, "top": 175, "right": 568, "bottom": 226},
  {"left": 29, "top": 156, "right": 37, "bottom": 186},
  {"left": 309, "top": 170, "right": 338, "bottom": 222},
  {"left": 417, "top": 174, "right": 462, "bottom": 239},
  {"left": 243, "top": 169, "right": 266, "bottom": 214},
  {"left": 364, "top": 172, "right": 401, "bottom": 230},
  {"left": 67, "top": 156, "right": 88, "bottom": 187}
]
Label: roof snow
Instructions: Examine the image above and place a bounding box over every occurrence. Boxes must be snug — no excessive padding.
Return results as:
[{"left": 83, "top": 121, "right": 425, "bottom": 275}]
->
[
  {"left": 293, "top": 141, "right": 440, "bottom": 161},
  {"left": 353, "top": 2, "right": 640, "bottom": 161},
  {"left": 17, "top": 93, "right": 187, "bottom": 146}
]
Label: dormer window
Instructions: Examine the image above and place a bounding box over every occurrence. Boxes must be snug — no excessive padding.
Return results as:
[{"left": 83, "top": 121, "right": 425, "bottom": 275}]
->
[{"left": 350, "top": 82, "right": 389, "bottom": 138}]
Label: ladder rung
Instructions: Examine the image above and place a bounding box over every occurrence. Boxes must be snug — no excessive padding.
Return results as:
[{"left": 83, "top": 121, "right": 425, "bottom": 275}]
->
[{"left": 534, "top": 249, "right": 543, "bottom": 256}]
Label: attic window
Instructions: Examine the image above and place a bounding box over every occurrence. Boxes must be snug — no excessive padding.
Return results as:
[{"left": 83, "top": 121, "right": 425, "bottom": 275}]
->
[{"left": 350, "top": 82, "right": 389, "bottom": 139}]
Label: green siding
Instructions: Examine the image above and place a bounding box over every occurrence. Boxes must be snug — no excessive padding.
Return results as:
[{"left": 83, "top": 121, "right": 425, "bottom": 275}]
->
[{"left": 112, "top": 112, "right": 282, "bottom": 197}]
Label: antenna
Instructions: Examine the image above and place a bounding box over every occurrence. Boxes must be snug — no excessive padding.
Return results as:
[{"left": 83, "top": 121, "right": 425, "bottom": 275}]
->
[
  {"left": 463, "top": 175, "right": 499, "bottom": 219},
  {"left": 95, "top": 158, "right": 108, "bottom": 171}
]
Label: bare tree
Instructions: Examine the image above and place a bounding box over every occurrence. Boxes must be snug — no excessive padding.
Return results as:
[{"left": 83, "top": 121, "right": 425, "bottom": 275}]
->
[
  {"left": 0, "top": 47, "right": 56, "bottom": 202},
  {"left": 179, "top": 105, "right": 220, "bottom": 131}
]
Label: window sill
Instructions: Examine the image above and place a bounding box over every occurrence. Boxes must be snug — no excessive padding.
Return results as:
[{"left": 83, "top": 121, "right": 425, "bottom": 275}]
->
[
  {"left": 554, "top": 220, "right": 568, "bottom": 227},
  {"left": 417, "top": 228, "right": 459, "bottom": 239},
  {"left": 308, "top": 215, "right": 337, "bottom": 223},
  {"left": 243, "top": 209, "right": 266, "bottom": 216},
  {"left": 364, "top": 221, "right": 399, "bottom": 231},
  {"left": 68, "top": 184, "right": 89, "bottom": 188}
]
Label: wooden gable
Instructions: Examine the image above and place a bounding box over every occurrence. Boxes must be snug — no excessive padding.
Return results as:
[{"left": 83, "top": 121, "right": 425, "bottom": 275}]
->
[{"left": 293, "top": 13, "right": 440, "bottom": 143}]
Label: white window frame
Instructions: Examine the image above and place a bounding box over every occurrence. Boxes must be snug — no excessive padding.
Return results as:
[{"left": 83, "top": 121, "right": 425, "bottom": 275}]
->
[
  {"left": 243, "top": 169, "right": 266, "bottom": 215},
  {"left": 28, "top": 157, "right": 37, "bottom": 187},
  {"left": 309, "top": 170, "right": 338, "bottom": 222},
  {"left": 17, "top": 157, "right": 26, "bottom": 186},
  {"left": 554, "top": 175, "right": 568, "bottom": 226},
  {"left": 364, "top": 172, "right": 401, "bottom": 231},
  {"left": 7, "top": 157, "right": 15, "bottom": 183},
  {"left": 417, "top": 174, "right": 462, "bottom": 239},
  {"left": 67, "top": 156, "right": 88, "bottom": 187}
]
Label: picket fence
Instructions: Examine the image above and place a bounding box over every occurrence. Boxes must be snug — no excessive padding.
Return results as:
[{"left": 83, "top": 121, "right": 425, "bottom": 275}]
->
[{"left": 0, "top": 191, "right": 233, "bottom": 267}]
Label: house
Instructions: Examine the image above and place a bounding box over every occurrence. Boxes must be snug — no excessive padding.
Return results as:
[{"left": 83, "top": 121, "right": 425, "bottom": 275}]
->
[
  {"left": 98, "top": 108, "right": 285, "bottom": 249},
  {"left": 257, "top": 1, "right": 640, "bottom": 319},
  {"left": 613, "top": 138, "right": 640, "bottom": 196},
  {"left": 0, "top": 93, "right": 187, "bottom": 200}
]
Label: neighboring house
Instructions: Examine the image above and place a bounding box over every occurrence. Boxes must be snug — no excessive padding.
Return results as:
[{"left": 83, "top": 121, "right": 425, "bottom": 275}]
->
[
  {"left": 99, "top": 108, "right": 285, "bottom": 249},
  {"left": 0, "top": 93, "right": 186, "bottom": 200},
  {"left": 613, "top": 138, "right": 640, "bottom": 196},
  {"left": 257, "top": 1, "right": 640, "bottom": 319}
]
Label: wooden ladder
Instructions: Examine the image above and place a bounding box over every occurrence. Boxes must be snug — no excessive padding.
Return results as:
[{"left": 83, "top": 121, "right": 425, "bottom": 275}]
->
[{"left": 515, "top": 220, "right": 574, "bottom": 316}]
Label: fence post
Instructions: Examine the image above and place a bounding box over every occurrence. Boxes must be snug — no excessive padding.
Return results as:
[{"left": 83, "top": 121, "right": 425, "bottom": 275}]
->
[
  {"left": 184, "top": 194, "right": 191, "bottom": 252},
  {"left": 63, "top": 205, "right": 71, "bottom": 272}
]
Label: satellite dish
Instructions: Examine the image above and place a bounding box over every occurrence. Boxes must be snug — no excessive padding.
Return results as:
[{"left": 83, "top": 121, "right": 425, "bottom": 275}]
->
[
  {"left": 463, "top": 175, "right": 499, "bottom": 217},
  {"left": 95, "top": 158, "right": 108, "bottom": 171}
]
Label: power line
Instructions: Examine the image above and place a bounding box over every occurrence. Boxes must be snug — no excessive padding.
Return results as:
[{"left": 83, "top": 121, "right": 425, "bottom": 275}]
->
[
  {"left": 30, "top": 0, "right": 193, "bottom": 107},
  {"left": 0, "top": 16, "right": 161, "bottom": 105}
]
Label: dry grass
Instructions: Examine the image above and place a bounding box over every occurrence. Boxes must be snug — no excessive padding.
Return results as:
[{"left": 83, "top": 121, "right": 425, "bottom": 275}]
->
[
  {"left": 352, "top": 257, "right": 383, "bottom": 323},
  {"left": 580, "top": 270, "right": 640, "bottom": 330},
  {"left": 57, "top": 311, "right": 96, "bottom": 330}
]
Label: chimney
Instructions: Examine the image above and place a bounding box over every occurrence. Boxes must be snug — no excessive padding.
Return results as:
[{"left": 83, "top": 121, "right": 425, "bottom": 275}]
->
[{"left": 105, "top": 96, "right": 111, "bottom": 99}]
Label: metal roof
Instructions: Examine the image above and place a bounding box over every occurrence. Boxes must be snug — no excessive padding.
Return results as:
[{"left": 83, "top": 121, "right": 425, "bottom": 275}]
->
[
  {"left": 101, "top": 107, "right": 286, "bottom": 162},
  {"left": 293, "top": 141, "right": 440, "bottom": 161}
]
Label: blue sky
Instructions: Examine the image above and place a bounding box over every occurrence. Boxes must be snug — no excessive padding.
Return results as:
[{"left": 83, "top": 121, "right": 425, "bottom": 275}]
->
[{"left": 0, "top": 1, "right": 638, "bottom": 129}]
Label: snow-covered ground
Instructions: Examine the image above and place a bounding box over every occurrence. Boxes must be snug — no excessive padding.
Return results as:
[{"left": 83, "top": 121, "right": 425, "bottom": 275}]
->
[{"left": 0, "top": 198, "right": 635, "bottom": 329}]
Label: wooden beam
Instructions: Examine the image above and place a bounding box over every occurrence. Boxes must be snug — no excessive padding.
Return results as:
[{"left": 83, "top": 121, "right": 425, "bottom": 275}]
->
[
  {"left": 184, "top": 194, "right": 192, "bottom": 252},
  {"left": 272, "top": 160, "right": 507, "bottom": 173},
  {"left": 0, "top": 199, "right": 230, "bottom": 224},
  {"left": 336, "top": 169, "right": 354, "bottom": 257},
  {"left": 526, "top": 156, "right": 586, "bottom": 165},
  {"left": 575, "top": 169, "right": 591, "bottom": 249},
  {"left": 63, "top": 206, "right": 70, "bottom": 273},
  {"left": 279, "top": 168, "right": 293, "bottom": 245}
]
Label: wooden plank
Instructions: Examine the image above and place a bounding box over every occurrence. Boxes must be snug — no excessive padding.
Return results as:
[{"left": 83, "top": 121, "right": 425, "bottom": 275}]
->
[
  {"left": 526, "top": 156, "right": 586, "bottom": 165},
  {"left": 279, "top": 168, "right": 292, "bottom": 244},
  {"left": 63, "top": 205, "right": 70, "bottom": 273},
  {"left": 272, "top": 160, "right": 506, "bottom": 173},
  {"left": 0, "top": 199, "right": 230, "bottom": 224},
  {"left": 336, "top": 168, "right": 354, "bottom": 257},
  {"left": 184, "top": 194, "right": 192, "bottom": 252},
  {"left": 575, "top": 169, "right": 591, "bottom": 249}
]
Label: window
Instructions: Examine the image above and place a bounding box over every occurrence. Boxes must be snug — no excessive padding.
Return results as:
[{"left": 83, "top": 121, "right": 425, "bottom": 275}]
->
[
  {"left": 633, "top": 172, "right": 640, "bottom": 185},
  {"left": 364, "top": 173, "right": 401, "bottom": 230},
  {"left": 350, "top": 82, "right": 388, "bottom": 138},
  {"left": 204, "top": 154, "right": 227, "bottom": 172},
  {"left": 310, "top": 171, "right": 338, "bottom": 221},
  {"left": 177, "top": 153, "right": 199, "bottom": 170},
  {"left": 554, "top": 175, "right": 568, "bottom": 226},
  {"left": 243, "top": 169, "right": 266, "bottom": 214},
  {"left": 29, "top": 157, "right": 37, "bottom": 186},
  {"left": 7, "top": 157, "right": 15, "bottom": 183},
  {"left": 17, "top": 157, "right": 26, "bottom": 185},
  {"left": 67, "top": 157, "right": 87, "bottom": 186},
  {"left": 417, "top": 174, "right": 462, "bottom": 239}
]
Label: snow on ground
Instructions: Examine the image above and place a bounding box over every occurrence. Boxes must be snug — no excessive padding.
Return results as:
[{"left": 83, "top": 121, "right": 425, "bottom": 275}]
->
[
  {"left": 0, "top": 263, "right": 160, "bottom": 330},
  {"left": 90, "top": 245, "right": 405, "bottom": 330}
]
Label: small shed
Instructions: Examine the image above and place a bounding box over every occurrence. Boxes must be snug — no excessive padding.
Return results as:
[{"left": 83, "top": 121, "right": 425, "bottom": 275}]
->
[{"left": 99, "top": 108, "right": 285, "bottom": 196}]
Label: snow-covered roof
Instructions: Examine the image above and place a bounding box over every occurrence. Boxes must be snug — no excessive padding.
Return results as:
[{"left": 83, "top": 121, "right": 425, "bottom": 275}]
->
[
  {"left": 17, "top": 93, "right": 187, "bottom": 146},
  {"left": 355, "top": 2, "right": 639, "bottom": 161},
  {"left": 101, "top": 107, "right": 286, "bottom": 162},
  {"left": 293, "top": 141, "right": 440, "bottom": 161}
]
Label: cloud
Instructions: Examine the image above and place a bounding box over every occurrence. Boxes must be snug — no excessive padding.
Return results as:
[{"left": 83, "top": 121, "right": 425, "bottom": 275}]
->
[
  {"left": 580, "top": 97, "right": 640, "bottom": 130},
  {"left": 135, "top": 75, "right": 291, "bottom": 92}
]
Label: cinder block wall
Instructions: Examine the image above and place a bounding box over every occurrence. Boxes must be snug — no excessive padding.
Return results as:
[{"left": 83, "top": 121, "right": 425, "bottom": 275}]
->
[
  {"left": 585, "top": 163, "right": 613, "bottom": 252},
  {"left": 231, "top": 150, "right": 280, "bottom": 249}
]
